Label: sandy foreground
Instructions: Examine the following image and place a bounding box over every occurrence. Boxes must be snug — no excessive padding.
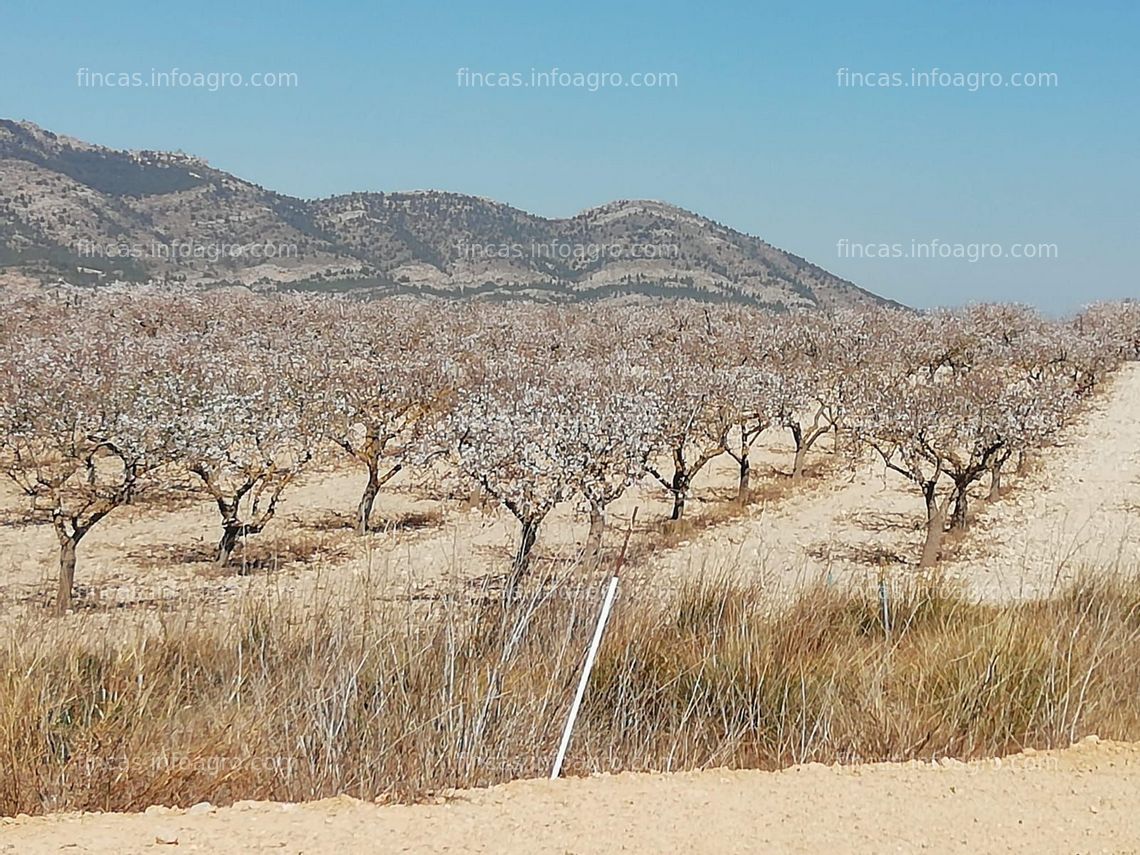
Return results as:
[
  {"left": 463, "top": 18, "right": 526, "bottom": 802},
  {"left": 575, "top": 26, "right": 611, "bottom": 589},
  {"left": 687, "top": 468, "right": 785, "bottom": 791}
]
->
[{"left": 1, "top": 739, "right": 1136, "bottom": 854}]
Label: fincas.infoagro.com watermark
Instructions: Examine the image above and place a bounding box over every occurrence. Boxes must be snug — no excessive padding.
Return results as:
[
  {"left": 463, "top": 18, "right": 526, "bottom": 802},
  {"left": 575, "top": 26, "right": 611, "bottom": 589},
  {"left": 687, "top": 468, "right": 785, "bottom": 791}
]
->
[
  {"left": 836, "top": 239, "right": 1059, "bottom": 263},
  {"left": 73, "top": 239, "right": 299, "bottom": 263},
  {"left": 456, "top": 67, "right": 678, "bottom": 92},
  {"left": 836, "top": 67, "right": 1058, "bottom": 91},
  {"left": 455, "top": 240, "right": 680, "bottom": 262},
  {"left": 76, "top": 67, "right": 299, "bottom": 91}
]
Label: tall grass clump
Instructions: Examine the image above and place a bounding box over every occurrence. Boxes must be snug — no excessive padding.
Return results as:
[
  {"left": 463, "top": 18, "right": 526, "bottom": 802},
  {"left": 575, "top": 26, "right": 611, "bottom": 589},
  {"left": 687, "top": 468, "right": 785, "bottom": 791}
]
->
[{"left": 2, "top": 570, "right": 1139, "bottom": 815}]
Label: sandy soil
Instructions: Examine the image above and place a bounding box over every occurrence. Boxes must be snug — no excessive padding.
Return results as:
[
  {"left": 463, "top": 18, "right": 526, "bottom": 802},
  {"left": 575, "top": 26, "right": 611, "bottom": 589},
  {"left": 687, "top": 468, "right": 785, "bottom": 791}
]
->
[{"left": 3, "top": 738, "right": 1136, "bottom": 854}]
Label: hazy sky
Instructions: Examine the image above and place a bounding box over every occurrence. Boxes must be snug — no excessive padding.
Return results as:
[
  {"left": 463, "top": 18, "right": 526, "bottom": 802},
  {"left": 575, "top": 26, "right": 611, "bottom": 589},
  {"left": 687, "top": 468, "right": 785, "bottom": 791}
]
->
[{"left": 2, "top": 0, "right": 1137, "bottom": 312}]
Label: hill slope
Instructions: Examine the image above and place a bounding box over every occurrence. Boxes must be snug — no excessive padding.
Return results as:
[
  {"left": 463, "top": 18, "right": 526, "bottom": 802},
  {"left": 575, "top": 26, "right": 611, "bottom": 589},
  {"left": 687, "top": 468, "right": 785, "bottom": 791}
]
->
[{"left": 0, "top": 119, "right": 889, "bottom": 308}]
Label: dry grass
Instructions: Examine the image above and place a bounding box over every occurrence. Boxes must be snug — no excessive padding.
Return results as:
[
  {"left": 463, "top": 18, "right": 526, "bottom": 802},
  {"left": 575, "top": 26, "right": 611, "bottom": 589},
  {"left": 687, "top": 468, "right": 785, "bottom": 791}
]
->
[{"left": 2, "top": 564, "right": 1139, "bottom": 816}]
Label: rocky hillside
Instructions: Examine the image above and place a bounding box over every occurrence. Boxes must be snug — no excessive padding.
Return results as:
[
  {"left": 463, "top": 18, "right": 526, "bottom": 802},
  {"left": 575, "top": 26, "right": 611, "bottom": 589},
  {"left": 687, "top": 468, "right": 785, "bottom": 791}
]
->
[{"left": 0, "top": 119, "right": 890, "bottom": 309}]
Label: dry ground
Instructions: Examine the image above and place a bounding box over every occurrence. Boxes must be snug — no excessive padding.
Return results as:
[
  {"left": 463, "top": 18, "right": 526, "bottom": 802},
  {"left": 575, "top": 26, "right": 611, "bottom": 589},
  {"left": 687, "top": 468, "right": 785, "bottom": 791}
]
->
[{"left": 3, "top": 738, "right": 1137, "bottom": 854}]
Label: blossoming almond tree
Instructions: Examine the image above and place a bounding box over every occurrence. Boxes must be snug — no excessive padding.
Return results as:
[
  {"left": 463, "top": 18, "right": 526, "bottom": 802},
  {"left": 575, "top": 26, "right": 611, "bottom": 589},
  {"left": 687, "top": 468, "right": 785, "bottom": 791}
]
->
[
  {"left": 314, "top": 300, "right": 451, "bottom": 534},
  {"left": 852, "top": 375, "right": 973, "bottom": 568},
  {"left": 639, "top": 315, "right": 734, "bottom": 521},
  {"left": 770, "top": 309, "right": 896, "bottom": 483},
  {"left": 0, "top": 289, "right": 185, "bottom": 612},
  {"left": 179, "top": 313, "right": 327, "bottom": 567},
  {"left": 556, "top": 359, "right": 664, "bottom": 567},
  {"left": 449, "top": 364, "right": 582, "bottom": 594},
  {"left": 1078, "top": 301, "right": 1140, "bottom": 363},
  {"left": 851, "top": 340, "right": 1081, "bottom": 563},
  {"left": 982, "top": 371, "right": 1078, "bottom": 502},
  {"left": 719, "top": 364, "right": 779, "bottom": 503}
]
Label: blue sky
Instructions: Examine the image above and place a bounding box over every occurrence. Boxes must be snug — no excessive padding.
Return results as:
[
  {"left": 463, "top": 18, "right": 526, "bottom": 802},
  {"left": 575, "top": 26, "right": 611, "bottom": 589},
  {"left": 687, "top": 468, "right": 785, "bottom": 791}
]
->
[{"left": 1, "top": 0, "right": 1136, "bottom": 311}]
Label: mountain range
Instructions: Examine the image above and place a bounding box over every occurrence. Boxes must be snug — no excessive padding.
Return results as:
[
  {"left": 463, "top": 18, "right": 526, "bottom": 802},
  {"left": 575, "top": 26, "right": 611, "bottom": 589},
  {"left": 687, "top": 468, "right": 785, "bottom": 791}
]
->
[{"left": 0, "top": 119, "right": 891, "bottom": 309}]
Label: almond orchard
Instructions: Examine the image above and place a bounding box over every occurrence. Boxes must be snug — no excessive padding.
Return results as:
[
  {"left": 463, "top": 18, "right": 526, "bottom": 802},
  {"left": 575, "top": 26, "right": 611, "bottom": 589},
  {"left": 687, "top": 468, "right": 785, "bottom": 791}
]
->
[{"left": 0, "top": 286, "right": 1137, "bottom": 612}]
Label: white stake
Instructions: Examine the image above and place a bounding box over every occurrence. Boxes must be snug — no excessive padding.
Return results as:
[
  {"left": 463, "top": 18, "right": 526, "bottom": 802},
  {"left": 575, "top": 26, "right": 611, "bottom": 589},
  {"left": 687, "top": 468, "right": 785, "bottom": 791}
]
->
[{"left": 550, "top": 572, "right": 619, "bottom": 780}]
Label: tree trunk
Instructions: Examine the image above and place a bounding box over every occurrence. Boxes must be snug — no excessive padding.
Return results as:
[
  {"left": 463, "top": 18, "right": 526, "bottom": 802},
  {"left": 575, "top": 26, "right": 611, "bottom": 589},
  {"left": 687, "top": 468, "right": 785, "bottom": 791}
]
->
[
  {"left": 950, "top": 481, "right": 969, "bottom": 531},
  {"left": 1016, "top": 450, "right": 1030, "bottom": 476},
  {"left": 921, "top": 484, "right": 947, "bottom": 568},
  {"left": 506, "top": 517, "right": 540, "bottom": 598},
  {"left": 789, "top": 424, "right": 806, "bottom": 483},
  {"left": 791, "top": 444, "right": 808, "bottom": 484},
  {"left": 56, "top": 535, "right": 79, "bottom": 615},
  {"left": 216, "top": 523, "right": 242, "bottom": 567},
  {"left": 988, "top": 456, "right": 1007, "bottom": 500},
  {"left": 670, "top": 471, "right": 689, "bottom": 520},
  {"left": 356, "top": 465, "right": 380, "bottom": 536},
  {"left": 921, "top": 511, "right": 946, "bottom": 568},
  {"left": 789, "top": 420, "right": 828, "bottom": 483},
  {"left": 584, "top": 504, "right": 605, "bottom": 570},
  {"left": 671, "top": 493, "right": 686, "bottom": 520},
  {"left": 736, "top": 455, "right": 751, "bottom": 504}
]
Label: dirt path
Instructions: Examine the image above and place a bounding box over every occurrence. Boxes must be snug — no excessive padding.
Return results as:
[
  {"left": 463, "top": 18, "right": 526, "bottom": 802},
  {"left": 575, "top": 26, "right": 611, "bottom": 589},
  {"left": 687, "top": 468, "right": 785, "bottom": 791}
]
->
[
  {"left": 944, "top": 363, "right": 1140, "bottom": 599},
  {"left": 644, "top": 364, "right": 1140, "bottom": 599},
  {"left": 3, "top": 739, "right": 1136, "bottom": 854},
  {"left": 640, "top": 441, "right": 922, "bottom": 594}
]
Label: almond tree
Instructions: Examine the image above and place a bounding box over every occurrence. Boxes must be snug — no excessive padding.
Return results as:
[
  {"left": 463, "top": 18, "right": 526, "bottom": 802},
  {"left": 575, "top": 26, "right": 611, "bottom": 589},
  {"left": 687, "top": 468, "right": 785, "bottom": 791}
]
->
[
  {"left": 952, "top": 304, "right": 1043, "bottom": 370},
  {"left": 1075, "top": 301, "right": 1140, "bottom": 365},
  {"left": 315, "top": 300, "right": 450, "bottom": 534},
  {"left": 557, "top": 359, "right": 663, "bottom": 567},
  {"left": 940, "top": 368, "right": 1016, "bottom": 531},
  {"left": 689, "top": 306, "right": 782, "bottom": 502},
  {"left": 0, "top": 289, "right": 184, "bottom": 612},
  {"left": 638, "top": 312, "right": 733, "bottom": 520},
  {"left": 1051, "top": 323, "right": 1111, "bottom": 384},
  {"left": 771, "top": 309, "right": 893, "bottom": 483},
  {"left": 180, "top": 309, "right": 326, "bottom": 566},
  {"left": 980, "top": 316, "right": 1105, "bottom": 480},
  {"left": 449, "top": 363, "right": 580, "bottom": 593},
  {"left": 982, "top": 372, "right": 1078, "bottom": 501},
  {"left": 645, "top": 365, "right": 732, "bottom": 520},
  {"left": 853, "top": 376, "right": 965, "bottom": 567},
  {"left": 719, "top": 363, "right": 781, "bottom": 502},
  {"left": 1063, "top": 303, "right": 1139, "bottom": 413}
]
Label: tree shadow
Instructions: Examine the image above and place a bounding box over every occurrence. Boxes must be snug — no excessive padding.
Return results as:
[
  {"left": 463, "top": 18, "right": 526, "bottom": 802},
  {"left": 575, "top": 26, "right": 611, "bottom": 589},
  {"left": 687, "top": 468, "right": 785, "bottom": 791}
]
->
[
  {"left": 0, "top": 508, "right": 49, "bottom": 529},
  {"left": 849, "top": 510, "right": 923, "bottom": 533},
  {"left": 299, "top": 509, "right": 444, "bottom": 534},
  {"left": 808, "top": 541, "right": 914, "bottom": 567},
  {"left": 126, "top": 532, "right": 354, "bottom": 576}
]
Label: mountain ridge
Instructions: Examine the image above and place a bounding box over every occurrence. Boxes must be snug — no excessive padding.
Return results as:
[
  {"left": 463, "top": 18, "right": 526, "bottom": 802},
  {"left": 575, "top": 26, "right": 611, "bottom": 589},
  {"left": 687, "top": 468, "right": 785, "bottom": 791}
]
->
[{"left": 0, "top": 119, "right": 895, "bottom": 310}]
